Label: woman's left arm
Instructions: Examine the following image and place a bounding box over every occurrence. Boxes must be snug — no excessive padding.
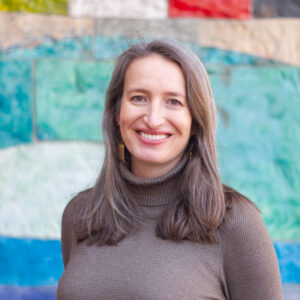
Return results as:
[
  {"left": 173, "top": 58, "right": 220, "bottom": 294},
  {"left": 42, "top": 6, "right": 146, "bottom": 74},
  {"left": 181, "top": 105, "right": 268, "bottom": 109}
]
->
[{"left": 220, "top": 201, "right": 283, "bottom": 300}]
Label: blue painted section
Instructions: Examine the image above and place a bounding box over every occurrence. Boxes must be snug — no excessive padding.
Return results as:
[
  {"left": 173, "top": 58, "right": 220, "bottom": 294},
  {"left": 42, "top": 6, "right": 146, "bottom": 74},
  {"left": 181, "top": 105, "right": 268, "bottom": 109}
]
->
[
  {"left": 0, "top": 36, "right": 92, "bottom": 60},
  {"left": 0, "top": 60, "right": 33, "bottom": 148},
  {"left": 0, "top": 285, "right": 56, "bottom": 300},
  {"left": 275, "top": 242, "right": 300, "bottom": 283},
  {"left": 0, "top": 237, "right": 299, "bottom": 285},
  {"left": 0, "top": 237, "right": 63, "bottom": 286}
]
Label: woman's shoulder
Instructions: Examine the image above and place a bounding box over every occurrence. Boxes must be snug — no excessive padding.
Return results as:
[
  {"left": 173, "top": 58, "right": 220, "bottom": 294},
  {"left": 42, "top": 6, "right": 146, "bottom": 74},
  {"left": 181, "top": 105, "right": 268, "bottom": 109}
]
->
[
  {"left": 62, "top": 187, "right": 94, "bottom": 220},
  {"left": 220, "top": 185, "right": 266, "bottom": 242}
]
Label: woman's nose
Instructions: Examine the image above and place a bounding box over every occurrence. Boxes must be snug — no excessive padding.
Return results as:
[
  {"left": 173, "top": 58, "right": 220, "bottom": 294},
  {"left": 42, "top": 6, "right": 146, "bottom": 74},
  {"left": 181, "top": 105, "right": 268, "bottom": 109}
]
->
[{"left": 143, "top": 102, "right": 165, "bottom": 128}]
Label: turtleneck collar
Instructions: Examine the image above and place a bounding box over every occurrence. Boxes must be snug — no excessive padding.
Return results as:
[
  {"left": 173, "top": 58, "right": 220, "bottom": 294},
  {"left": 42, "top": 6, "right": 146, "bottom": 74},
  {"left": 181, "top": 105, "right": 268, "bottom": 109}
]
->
[{"left": 119, "top": 155, "right": 188, "bottom": 207}]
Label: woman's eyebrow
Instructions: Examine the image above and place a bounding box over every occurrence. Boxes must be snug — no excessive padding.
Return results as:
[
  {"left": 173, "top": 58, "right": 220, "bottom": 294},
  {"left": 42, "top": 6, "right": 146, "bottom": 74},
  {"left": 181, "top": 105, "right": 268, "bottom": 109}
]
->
[
  {"left": 127, "top": 88, "right": 149, "bottom": 95},
  {"left": 127, "top": 88, "right": 185, "bottom": 99}
]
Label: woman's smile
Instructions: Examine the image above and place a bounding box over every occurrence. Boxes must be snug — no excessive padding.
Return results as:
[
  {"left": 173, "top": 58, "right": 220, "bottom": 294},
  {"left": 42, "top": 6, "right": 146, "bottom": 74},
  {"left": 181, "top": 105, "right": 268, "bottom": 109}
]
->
[{"left": 136, "top": 129, "right": 172, "bottom": 144}]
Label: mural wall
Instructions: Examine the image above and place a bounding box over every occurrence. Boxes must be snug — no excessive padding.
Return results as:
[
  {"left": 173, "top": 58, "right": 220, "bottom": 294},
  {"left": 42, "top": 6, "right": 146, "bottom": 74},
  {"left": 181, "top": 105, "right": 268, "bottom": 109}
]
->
[{"left": 0, "top": 0, "right": 300, "bottom": 299}]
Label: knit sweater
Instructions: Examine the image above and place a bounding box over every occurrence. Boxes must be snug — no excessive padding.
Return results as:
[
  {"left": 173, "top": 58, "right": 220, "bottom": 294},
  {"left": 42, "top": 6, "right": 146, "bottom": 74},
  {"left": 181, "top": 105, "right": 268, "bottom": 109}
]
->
[{"left": 57, "top": 158, "right": 283, "bottom": 300}]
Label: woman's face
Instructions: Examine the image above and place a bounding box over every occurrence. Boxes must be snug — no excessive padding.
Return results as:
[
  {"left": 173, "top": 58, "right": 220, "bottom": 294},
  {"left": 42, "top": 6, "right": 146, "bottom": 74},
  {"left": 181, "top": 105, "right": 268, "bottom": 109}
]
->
[{"left": 118, "top": 54, "right": 192, "bottom": 178}]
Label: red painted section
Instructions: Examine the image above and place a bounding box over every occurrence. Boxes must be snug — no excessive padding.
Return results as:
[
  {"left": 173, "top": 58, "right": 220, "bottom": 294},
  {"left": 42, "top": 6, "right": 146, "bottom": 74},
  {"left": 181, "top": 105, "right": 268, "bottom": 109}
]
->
[{"left": 169, "top": 0, "right": 252, "bottom": 19}]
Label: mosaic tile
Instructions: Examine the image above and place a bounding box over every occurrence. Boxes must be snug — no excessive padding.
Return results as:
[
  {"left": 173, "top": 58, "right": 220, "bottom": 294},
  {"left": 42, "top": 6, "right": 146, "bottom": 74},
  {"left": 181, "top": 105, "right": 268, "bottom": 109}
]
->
[
  {"left": 70, "top": 0, "right": 167, "bottom": 19},
  {"left": 275, "top": 243, "right": 300, "bottom": 283},
  {"left": 198, "top": 19, "right": 300, "bottom": 67},
  {"left": 36, "top": 60, "right": 114, "bottom": 141},
  {"left": 0, "top": 36, "right": 92, "bottom": 59},
  {"left": 254, "top": 0, "right": 300, "bottom": 18},
  {"left": 0, "top": 60, "right": 32, "bottom": 148},
  {"left": 211, "top": 66, "right": 300, "bottom": 240},
  {"left": 0, "top": 12, "right": 94, "bottom": 50},
  {"left": 169, "top": 0, "right": 251, "bottom": 19},
  {"left": 0, "top": 142, "right": 104, "bottom": 239},
  {"left": 0, "top": 0, "right": 67, "bottom": 15},
  {"left": 95, "top": 19, "right": 200, "bottom": 42}
]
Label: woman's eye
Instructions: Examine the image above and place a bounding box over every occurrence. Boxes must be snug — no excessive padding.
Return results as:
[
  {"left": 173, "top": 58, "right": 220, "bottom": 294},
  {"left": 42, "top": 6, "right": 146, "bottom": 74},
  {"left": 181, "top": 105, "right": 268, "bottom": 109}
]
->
[
  {"left": 131, "top": 95, "right": 146, "bottom": 103},
  {"left": 168, "top": 99, "right": 182, "bottom": 106}
]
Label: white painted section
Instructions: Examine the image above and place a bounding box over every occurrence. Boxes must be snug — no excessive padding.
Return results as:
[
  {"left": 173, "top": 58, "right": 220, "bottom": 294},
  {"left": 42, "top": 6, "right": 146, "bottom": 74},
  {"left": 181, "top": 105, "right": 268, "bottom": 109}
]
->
[
  {"left": 69, "top": 0, "right": 168, "bottom": 19},
  {"left": 0, "top": 141, "right": 105, "bottom": 239}
]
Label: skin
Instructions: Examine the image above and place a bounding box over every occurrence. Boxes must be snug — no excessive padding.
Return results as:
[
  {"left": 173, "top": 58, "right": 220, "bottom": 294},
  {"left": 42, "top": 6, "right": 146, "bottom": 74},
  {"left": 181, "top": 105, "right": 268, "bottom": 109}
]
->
[{"left": 118, "top": 54, "right": 192, "bottom": 178}]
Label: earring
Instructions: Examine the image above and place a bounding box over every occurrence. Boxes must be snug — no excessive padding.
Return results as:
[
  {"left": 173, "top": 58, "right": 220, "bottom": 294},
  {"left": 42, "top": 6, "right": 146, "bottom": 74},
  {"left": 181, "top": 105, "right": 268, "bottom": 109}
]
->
[
  {"left": 189, "top": 143, "right": 193, "bottom": 160},
  {"left": 118, "top": 143, "right": 125, "bottom": 163}
]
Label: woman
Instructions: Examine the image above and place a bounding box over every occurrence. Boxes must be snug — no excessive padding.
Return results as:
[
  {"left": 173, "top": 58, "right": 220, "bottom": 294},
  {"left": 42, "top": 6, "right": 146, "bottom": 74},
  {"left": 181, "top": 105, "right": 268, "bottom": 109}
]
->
[{"left": 57, "top": 40, "right": 282, "bottom": 300}]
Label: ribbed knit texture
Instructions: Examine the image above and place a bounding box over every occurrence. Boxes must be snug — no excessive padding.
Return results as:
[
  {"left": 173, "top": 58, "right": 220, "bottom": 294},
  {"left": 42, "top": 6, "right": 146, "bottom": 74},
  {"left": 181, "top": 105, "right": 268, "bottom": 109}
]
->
[{"left": 57, "top": 159, "right": 283, "bottom": 300}]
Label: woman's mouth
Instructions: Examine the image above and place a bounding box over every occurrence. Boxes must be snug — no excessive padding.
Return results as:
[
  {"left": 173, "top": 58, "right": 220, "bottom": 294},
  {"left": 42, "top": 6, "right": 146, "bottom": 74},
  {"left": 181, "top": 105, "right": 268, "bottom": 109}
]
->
[
  {"left": 138, "top": 131, "right": 170, "bottom": 141},
  {"left": 136, "top": 130, "right": 172, "bottom": 144}
]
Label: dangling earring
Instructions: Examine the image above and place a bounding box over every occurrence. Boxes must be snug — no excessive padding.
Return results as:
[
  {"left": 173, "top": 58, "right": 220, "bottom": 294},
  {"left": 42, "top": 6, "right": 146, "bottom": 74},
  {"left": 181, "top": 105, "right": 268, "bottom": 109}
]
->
[
  {"left": 118, "top": 143, "right": 125, "bottom": 163},
  {"left": 189, "top": 143, "right": 193, "bottom": 160}
]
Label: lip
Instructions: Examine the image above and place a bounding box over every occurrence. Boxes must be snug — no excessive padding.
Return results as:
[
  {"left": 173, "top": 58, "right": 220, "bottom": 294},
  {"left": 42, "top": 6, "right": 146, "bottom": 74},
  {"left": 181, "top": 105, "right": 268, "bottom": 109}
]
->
[
  {"left": 135, "top": 129, "right": 172, "bottom": 145},
  {"left": 135, "top": 128, "right": 173, "bottom": 135}
]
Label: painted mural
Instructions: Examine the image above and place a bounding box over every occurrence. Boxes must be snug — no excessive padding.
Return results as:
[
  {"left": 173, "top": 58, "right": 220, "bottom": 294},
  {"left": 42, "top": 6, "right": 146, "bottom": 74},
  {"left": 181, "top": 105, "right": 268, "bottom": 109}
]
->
[{"left": 0, "top": 1, "right": 300, "bottom": 299}]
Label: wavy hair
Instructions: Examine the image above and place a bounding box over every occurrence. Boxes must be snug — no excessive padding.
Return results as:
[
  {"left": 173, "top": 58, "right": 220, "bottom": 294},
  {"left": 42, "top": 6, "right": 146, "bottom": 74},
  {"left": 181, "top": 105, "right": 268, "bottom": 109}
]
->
[{"left": 73, "top": 39, "right": 245, "bottom": 246}]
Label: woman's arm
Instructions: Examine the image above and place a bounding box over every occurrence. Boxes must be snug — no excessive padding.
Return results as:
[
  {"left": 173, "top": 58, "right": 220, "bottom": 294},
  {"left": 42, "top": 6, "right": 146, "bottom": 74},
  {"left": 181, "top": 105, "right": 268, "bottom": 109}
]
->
[
  {"left": 60, "top": 198, "right": 77, "bottom": 268},
  {"left": 220, "top": 200, "right": 283, "bottom": 300}
]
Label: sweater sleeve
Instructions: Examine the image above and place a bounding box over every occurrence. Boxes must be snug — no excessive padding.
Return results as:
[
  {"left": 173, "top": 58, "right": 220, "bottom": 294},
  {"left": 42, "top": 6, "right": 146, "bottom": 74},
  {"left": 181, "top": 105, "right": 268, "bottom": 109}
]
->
[
  {"left": 60, "top": 198, "right": 77, "bottom": 268},
  {"left": 219, "top": 200, "right": 283, "bottom": 300}
]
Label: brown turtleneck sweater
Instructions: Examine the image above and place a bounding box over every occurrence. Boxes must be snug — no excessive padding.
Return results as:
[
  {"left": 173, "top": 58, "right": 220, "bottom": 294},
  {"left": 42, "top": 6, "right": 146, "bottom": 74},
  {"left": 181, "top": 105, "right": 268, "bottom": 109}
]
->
[{"left": 57, "top": 158, "right": 282, "bottom": 300}]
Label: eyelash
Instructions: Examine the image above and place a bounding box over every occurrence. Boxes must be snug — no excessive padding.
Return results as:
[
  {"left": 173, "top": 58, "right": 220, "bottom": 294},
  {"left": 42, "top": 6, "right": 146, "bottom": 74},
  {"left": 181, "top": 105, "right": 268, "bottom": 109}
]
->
[
  {"left": 131, "top": 95, "right": 146, "bottom": 103},
  {"left": 168, "top": 99, "right": 182, "bottom": 106},
  {"left": 130, "top": 96, "right": 183, "bottom": 107}
]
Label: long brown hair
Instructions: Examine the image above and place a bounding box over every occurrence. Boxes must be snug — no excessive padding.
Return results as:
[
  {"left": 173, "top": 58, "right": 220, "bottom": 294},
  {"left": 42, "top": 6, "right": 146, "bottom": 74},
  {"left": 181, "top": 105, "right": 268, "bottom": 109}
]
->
[{"left": 73, "top": 39, "right": 247, "bottom": 246}]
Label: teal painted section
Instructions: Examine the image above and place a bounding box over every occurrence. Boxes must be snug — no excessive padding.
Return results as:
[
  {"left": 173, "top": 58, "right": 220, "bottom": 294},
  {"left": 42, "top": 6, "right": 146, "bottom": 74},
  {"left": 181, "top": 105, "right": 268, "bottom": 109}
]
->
[
  {"left": 212, "top": 66, "right": 300, "bottom": 240},
  {"left": 201, "top": 47, "right": 279, "bottom": 65},
  {"left": 0, "top": 60, "right": 32, "bottom": 148},
  {"left": 0, "top": 37, "right": 92, "bottom": 60},
  {"left": 36, "top": 60, "right": 114, "bottom": 141},
  {"left": 94, "top": 36, "right": 130, "bottom": 60}
]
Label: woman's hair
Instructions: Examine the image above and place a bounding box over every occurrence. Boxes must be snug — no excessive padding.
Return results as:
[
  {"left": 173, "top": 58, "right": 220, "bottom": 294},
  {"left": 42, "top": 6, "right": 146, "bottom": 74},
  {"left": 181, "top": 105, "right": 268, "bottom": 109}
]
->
[{"left": 73, "top": 39, "right": 244, "bottom": 246}]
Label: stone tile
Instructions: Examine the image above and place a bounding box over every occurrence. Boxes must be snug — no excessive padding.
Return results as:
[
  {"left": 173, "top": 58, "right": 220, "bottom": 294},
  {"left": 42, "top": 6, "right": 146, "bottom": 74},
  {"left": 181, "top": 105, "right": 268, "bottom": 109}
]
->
[
  {"left": 0, "top": 36, "right": 92, "bottom": 59},
  {"left": 0, "top": 0, "right": 68, "bottom": 15},
  {"left": 169, "top": 0, "right": 251, "bottom": 19},
  {"left": 0, "top": 286, "right": 57, "bottom": 299},
  {"left": 36, "top": 60, "right": 114, "bottom": 141},
  {"left": 201, "top": 47, "right": 278, "bottom": 66},
  {"left": 211, "top": 66, "right": 300, "bottom": 240},
  {"left": 0, "top": 141, "right": 104, "bottom": 239},
  {"left": 0, "top": 12, "right": 94, "bottom": 50},
  {"left": 198, "top": 19, "right": 300, "bottom": 66},
  {"left": 0, "top": 60, "right": 33, "bottom": 148},
  {"left": 254, "top": 0, "right": 300, "bottom": 18},
  {"left": 275, "top": 243, "right": 300, "bottom": 283},
  {"left": 70, "top": 0, "right": 168, "bottom": 19},
  {"left": 282, "top": 284, "right": 300, "bottom": 300},
  {"left": 95, "top": 19, "right": 201, "bottom": 42}
]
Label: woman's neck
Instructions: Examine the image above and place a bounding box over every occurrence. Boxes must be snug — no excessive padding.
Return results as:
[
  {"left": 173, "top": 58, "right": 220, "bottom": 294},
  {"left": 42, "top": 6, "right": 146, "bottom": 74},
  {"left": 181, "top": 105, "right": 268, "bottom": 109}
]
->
[{"left": 131, "top": 154, "right": 184, "bottom": 179}]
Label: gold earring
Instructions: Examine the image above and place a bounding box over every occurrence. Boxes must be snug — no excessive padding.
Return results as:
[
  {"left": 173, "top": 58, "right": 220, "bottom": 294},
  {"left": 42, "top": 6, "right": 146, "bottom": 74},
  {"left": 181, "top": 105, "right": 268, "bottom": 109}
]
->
[
  {"left": 118, "top": 143, "right": 125, "bottom": 163},
  {"left": 189, "top": 143, "right": 193, "bottom": 160}
]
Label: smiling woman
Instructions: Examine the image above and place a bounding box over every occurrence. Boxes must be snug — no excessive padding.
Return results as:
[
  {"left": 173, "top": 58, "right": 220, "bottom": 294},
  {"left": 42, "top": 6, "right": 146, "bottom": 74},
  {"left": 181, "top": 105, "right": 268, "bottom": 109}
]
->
[{"left": 57, "top": 40, "right": 283, "bottom": 300}]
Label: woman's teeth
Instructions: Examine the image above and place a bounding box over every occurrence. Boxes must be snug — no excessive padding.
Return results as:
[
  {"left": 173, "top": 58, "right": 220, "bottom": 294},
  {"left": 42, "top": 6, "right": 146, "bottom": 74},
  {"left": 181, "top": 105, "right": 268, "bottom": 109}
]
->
[{"left": 139, "top": 132, "right": 169, "bottom": 140}]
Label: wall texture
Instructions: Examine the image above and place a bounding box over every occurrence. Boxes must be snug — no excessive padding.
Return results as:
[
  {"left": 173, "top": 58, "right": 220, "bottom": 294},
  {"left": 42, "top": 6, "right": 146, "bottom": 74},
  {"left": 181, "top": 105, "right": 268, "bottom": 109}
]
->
[{"left": 0, "top": 1, "right": 300, "bottom": 299}]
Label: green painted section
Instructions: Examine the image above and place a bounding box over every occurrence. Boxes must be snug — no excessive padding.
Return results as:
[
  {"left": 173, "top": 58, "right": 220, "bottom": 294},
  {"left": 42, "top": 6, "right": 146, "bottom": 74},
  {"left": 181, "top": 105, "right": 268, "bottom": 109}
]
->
[
  {"left": 0, "top": 0, "right": 67, "bottom": 15},
  {"left": 211, "top": 66, "right": 300, "bottom": 240},
  {"left": 0, "top": 37, "right": 92, "bottom": 60},
  {"left": 0, "top": 60, "right": 33, "bottom": 147},
  {"left": 36, "top": 60, "right": 114, "bottom": 141}
]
